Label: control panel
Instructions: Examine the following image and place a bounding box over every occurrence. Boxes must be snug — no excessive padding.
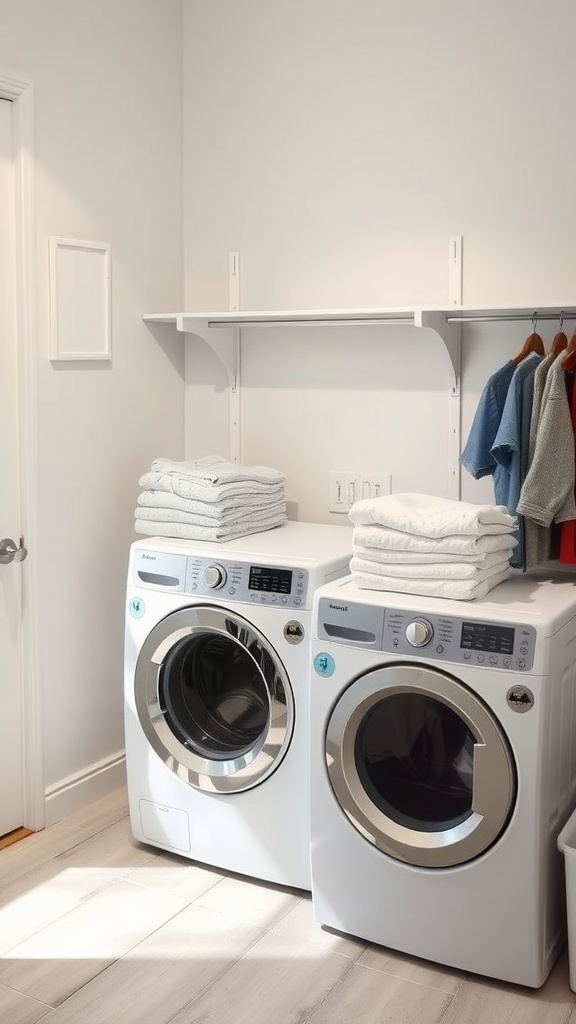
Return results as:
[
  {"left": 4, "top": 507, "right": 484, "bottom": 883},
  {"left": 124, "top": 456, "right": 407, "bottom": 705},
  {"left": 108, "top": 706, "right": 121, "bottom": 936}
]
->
[
  {"left": 382, "top": 609, "right": 536, "bottom": 672},
  {"left": 133, "top": 549, "right": 309, "bottom": 609},
  {"left": 316, "top": 596, "right": 537, "bottom": 672}
]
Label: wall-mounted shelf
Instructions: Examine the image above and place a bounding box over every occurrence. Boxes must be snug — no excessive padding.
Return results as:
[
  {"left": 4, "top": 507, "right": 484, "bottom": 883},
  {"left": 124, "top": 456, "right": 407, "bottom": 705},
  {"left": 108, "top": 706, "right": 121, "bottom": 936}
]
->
[
  {"left": 143, "top": 304, "right": 576, "bottom": 497},
  {"left": 143, "top": 303, "right": 576, "bottom": 396},
  {"left": 143, "top": 307, "right": 464, "bottom": 394}
]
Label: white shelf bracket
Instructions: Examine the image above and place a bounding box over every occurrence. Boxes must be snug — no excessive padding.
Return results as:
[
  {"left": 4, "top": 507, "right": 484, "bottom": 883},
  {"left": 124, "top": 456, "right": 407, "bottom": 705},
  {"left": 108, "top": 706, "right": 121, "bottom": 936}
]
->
[
  {"left": 177, "top": 317, "right": 239, "bottom": 391},
  {"left": 415, "top": 310, "right": 462, "bottom": 500},
  {"left": 415, "top": 310, "right": 461, "bottom": 397}
]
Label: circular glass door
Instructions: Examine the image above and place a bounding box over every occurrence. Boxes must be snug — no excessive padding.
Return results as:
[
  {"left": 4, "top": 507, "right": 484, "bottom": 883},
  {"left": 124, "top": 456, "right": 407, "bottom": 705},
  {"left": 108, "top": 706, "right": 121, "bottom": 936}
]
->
[
  {"left": 326, "top": 663, "right": 516, "bottom": 867},
  {"left": 134, "top": 605, "right": 293, "bottom": 793}
]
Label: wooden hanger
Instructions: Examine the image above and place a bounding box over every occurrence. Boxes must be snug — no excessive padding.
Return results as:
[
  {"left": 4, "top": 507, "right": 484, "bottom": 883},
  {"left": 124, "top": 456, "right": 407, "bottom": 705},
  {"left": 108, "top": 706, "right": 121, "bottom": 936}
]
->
[
  {"left": 562, "top": 326, "right": 576, "bottom": 371},
  {"left": 512, "top": 314, "right": 545, "bottom": 364},
  {"left": 550, "top": 311, "right": 568, "bottom": 356}
]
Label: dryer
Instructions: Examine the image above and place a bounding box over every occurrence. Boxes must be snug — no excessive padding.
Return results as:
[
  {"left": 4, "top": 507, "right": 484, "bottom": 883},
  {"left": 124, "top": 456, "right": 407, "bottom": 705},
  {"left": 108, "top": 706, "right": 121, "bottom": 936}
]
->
[
  {"left": 309, "top": 573, "right": 576, "bottom": 986},
  {"left": 124, "top": 521, "right": 352, "bottom": 890}
]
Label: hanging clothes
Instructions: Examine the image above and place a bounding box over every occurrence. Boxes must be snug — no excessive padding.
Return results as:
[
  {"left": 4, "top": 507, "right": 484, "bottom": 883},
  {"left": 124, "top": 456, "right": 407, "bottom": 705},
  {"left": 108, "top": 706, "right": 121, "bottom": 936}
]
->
[
  {"left": 516, "top": 356, "right": 576, "bottom": 540},
  {"left": 490, "top": 352, "right": 541, "bottom": 568},
  {"left": 558, "top": 371, "right": 576, "bottom": 563},
  {"left": 460, "top": 360, "right": 516, "bottom": 488},
  {"left": 519, "top": 351, "right": 556, "bottom": 568}
]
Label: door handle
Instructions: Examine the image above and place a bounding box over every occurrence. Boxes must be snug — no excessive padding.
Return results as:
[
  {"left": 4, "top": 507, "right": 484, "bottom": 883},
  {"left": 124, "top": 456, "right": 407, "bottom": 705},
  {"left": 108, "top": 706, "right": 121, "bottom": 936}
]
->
[{"left": 0, "top": 537, "right": 28, "bottom": 565}]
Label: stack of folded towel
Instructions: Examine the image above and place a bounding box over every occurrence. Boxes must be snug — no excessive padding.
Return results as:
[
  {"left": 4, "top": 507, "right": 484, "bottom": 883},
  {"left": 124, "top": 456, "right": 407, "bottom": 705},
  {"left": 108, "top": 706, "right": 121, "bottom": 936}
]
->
[
  {"left": 135, "top": 455, "right": 287, "bottom": 542},
  {"left": 348, "top": 493, "right": 517, "bottom": 601}
]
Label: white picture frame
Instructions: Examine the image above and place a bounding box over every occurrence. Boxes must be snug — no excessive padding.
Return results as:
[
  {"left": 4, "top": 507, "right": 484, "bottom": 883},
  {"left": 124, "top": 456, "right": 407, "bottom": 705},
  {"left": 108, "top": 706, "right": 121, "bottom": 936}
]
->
[{"left": 49, "top": 236, "right": 111, "bottom": 361}]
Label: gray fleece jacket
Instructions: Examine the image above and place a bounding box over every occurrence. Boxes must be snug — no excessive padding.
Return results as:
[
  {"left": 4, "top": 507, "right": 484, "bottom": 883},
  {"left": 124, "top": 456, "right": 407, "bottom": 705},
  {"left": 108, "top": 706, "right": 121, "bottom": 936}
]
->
[{"left": 517, "top": 355, "right": 576, "bottom": 567}]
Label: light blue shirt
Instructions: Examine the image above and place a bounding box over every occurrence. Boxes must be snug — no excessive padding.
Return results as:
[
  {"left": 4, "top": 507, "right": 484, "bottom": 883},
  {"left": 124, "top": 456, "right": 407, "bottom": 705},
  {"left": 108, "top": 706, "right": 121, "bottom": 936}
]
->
[
  {"left": 460, "top": 360, "right": 516, "bottom": 485},
  {"left": 491, "top": 353, "right": 541, "bottom": 567}
]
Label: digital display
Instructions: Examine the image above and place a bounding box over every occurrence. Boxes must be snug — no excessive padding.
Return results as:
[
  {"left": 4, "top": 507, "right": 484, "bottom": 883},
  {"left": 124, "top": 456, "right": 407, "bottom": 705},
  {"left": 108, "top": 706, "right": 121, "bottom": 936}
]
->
[
  {"left": 249, "top": 565, "right": 292, "bottom": 594},
  {"left": 461, "top": 621, "right": 515, "bottom": 655}
]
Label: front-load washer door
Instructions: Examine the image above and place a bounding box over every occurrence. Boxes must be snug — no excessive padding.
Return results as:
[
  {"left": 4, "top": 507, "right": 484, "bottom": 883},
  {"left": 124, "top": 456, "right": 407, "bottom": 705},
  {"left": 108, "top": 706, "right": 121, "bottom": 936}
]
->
[
  {"left": 326, "top": 663, "right": 516, "bottom": 867},
  {"left": 134, "top": 605, "right": 293, "bottom": 793}
]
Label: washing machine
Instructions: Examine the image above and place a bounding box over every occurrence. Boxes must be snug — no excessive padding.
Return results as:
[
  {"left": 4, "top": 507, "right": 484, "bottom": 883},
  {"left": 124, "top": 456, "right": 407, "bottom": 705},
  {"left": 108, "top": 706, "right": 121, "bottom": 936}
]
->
[
  {"left": 309, "top": 573, "right": 576, "bottom": 986},
  {"left": 124, "top": 521, "right": 352, "bottom": 890}
]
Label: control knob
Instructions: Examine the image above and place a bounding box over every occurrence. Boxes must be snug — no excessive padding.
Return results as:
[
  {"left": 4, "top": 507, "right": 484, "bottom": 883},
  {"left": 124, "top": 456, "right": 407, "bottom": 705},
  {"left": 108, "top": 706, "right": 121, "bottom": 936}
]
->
[
  {"left": 405, "top": 618, "right": 434, "bottom": 648},
  {"left": 203, "top": 564, "right": 227, "bottom": 589}
]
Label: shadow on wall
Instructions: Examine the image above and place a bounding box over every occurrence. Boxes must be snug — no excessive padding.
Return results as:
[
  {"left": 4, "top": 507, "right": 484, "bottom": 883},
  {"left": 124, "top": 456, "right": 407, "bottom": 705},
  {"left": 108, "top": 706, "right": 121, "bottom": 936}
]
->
[
  {"left": 184, "top": 324, "right": 449, "bottom": 393},
  {"left": 141, "top": 322, "right": 186, "bottom": 381}
]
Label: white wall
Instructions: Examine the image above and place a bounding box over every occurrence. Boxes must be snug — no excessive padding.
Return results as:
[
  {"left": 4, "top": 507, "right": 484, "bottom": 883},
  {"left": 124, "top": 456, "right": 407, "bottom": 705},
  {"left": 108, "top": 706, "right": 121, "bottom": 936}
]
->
[
  {"left": 3, "top": 0, "right": 573, "bottom": 825},
  {"left": 182, "top": 0, "right": 576, "bottom": 518},
  {"left": 1, "top": 0, "right": 184, "bottom": 821}
]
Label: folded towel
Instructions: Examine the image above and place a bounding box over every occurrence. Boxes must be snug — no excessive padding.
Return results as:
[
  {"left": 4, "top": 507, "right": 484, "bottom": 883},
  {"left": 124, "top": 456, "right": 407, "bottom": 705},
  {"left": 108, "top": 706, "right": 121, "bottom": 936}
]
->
[
  {"left": 139, "top": 471, "right": 284, "bottom": 504},
  {"left": 350, "top": 567, "right": 511, "bottom": 601},
  {"left": 352, "top": 525, "right": 518, "bottom": 558},
  {"left": 137, "top": 487, "right": 285, "bottom": 518},
  {"left": 349, "top": 553, "right": 511, "bottom": 581},
  {"left": 134, "top": 512, "right": 288, "bottom": 543},
  {"left": 349, "top": 493, "right": 516, "bottom": 537},
  {"left": 352, "top": 541, "right": 515, "bottom": 565},
  {"left": 151, "top": 455, "right": 285, "bottom": 486},
  {"left": 135, "top": 501, "right": 287, "bottom": 529}
]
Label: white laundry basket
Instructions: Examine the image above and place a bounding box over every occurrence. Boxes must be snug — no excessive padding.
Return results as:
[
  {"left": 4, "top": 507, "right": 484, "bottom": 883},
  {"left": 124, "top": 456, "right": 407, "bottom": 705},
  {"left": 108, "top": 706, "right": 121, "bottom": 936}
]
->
[{"left": 558, "top": 808, "right": 576, "bottom": 992}]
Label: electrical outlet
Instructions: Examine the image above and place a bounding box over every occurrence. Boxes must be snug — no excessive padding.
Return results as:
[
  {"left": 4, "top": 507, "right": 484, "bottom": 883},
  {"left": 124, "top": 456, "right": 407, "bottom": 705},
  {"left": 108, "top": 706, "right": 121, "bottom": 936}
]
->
[
  {"left": 329, "top": 471, "right": 360, "bottom": 513},
  {"left": 359, "top": 473, "right": 392, "bottom": 501}
]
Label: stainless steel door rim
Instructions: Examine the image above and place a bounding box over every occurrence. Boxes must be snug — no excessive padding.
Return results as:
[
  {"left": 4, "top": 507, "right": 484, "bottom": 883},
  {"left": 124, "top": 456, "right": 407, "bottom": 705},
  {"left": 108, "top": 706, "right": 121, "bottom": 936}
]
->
[
  {"left": 326, "top": 663, "right": 516, "bottom": 868},
  {"left": 134, "top": 605, "right": 293, "bottom": 793}
]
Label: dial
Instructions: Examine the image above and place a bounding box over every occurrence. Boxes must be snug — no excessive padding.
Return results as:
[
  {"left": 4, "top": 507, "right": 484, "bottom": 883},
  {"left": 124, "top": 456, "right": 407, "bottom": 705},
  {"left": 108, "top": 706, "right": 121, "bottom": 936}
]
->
[
  {"left": 405, "top": 618, "right": 434, "bottom": 648},
  {"left": 203, "top": 564, "right": 227, "bottom": 589}
]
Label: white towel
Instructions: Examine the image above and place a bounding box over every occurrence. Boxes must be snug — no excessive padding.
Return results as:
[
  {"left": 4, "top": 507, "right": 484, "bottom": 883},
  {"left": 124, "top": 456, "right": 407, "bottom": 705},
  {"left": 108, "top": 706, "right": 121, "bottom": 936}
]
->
[
  {"left": 134, "top": 513, "right": 288, "bottom": 543},
  {"left": 350, "top": 567, "right": 511, "bottom": 601},
  {"left": 352, "top": 541, "right": 515, "bottom": 565},
  {"left": 139, "top": 471, "right": 285, "bottom": 504},
  {"left": 349, "top": 493, "right": 516, "bottom": 537},
  {"left": 137, "top": 487, "right": 285, "bottom": 518},
  {"left": 353, "top": 525, "right": 518, "bottom": 558},
  {"left": 135, "top": 501, "right": 287, "bottom": 528},
  {"left": 150, "top": 455, "right": 285, "bottom": 486},
  {"left": 349, "top": 553, "right": 511, "bottom": 581}
]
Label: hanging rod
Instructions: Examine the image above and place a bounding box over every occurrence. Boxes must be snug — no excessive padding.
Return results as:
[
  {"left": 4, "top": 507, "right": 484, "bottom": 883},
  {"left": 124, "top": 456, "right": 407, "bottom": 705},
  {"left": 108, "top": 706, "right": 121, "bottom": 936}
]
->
[
  {"left": 207, "top": 316, "right": 414, "bottom": 328},
  {"left": 446, "top": 310, "right": 576, "bottom": 324}
]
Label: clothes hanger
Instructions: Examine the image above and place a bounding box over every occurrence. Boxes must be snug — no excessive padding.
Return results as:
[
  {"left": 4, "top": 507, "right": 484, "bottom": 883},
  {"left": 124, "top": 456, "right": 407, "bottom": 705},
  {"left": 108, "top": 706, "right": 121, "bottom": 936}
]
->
[
  {"left": 562, "top": 322, "right": 576, "bottom": 372},
  {"left": 512, "top": 312, "right": 545, "bottom": 364},
  {"left": 550, "top": 310, "right": 568, "bottom": 356}
]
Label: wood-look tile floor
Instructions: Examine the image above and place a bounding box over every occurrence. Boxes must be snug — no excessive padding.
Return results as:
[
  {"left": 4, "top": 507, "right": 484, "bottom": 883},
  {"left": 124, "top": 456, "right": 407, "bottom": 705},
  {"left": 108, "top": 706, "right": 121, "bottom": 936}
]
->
[{"left": 1, "top": 788, "right": 576, "bottom": 1024}]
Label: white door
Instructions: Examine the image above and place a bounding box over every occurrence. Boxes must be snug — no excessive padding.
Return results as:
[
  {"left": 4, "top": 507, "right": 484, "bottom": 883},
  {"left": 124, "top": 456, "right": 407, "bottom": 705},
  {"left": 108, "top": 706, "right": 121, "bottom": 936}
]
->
[{"left": 0, "top": 96, "right": 25, "bottom": 838}]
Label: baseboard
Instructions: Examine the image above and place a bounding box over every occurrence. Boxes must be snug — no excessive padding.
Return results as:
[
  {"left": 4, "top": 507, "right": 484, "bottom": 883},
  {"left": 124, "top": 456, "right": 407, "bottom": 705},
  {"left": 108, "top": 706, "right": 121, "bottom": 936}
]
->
[{"left": 43, "top": 751, "right": 127, "bottom": 827}]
